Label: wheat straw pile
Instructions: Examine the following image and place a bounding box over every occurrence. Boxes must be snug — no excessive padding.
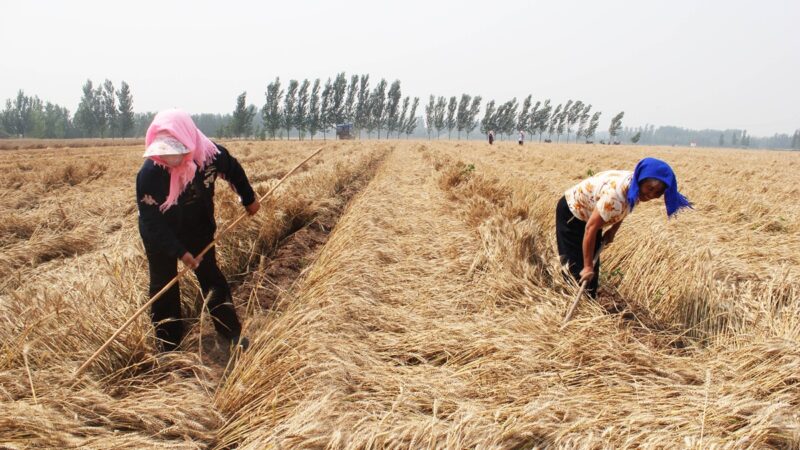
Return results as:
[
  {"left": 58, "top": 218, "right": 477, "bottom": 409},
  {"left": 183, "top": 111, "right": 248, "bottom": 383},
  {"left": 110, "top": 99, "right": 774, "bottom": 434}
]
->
[{"left": 2, "top": 140, "right": 799, "bottom": 448}]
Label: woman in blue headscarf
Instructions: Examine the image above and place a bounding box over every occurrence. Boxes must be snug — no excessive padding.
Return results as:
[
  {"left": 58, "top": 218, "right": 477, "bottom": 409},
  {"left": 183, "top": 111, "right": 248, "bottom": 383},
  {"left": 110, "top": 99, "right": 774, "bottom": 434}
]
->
[{"left": 555, "top": 157, "right": 691, "bottom": 297}]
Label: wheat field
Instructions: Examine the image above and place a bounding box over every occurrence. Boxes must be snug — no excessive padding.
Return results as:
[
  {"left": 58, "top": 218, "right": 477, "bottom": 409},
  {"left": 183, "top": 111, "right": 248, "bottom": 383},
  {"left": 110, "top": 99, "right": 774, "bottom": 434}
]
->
[{"left": 1, "top": 140, "right": 798, "bottom": 449}]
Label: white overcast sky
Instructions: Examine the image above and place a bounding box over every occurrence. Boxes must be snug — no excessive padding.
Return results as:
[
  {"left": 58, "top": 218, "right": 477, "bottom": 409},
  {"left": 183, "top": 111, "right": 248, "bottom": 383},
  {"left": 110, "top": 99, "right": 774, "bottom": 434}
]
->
[{"left": 1, "top": 0, "right": 798, "bottom": 135}]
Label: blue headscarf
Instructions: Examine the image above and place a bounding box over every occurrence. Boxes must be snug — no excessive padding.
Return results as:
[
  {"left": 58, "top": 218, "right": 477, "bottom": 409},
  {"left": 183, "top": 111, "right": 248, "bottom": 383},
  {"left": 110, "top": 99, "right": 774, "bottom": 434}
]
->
[{"left": 627, "top": 157, "right": 692, "bottom": 217}]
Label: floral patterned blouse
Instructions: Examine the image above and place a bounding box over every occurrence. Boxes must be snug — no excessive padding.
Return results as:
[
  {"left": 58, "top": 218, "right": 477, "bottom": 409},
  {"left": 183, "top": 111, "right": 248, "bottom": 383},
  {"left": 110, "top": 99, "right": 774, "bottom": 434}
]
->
[{"left": 564, "top": 170, "right": 634, "bottom": 225}]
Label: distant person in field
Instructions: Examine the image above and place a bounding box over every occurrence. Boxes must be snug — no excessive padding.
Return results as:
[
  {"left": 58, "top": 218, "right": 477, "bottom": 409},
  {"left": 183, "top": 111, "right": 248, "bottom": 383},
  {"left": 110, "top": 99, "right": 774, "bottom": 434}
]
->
[
  {"left": 518, "top": 130, "right": 524, "bottom": 146},
  {"left": 488, "top": 130, "right": 495, "bottom": 145},
  {"left": 136, "top": 109, "right": 259, "bottom": 352},
  {"left": 556, "top": 158, "right": 691, "bottom": 298}
]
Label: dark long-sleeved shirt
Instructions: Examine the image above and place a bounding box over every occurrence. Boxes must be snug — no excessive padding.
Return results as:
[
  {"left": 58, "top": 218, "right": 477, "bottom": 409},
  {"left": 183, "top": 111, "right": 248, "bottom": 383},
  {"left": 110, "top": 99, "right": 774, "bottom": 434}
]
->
[{"left": 136, "top": 143, "right": 256, "bottom": 259}]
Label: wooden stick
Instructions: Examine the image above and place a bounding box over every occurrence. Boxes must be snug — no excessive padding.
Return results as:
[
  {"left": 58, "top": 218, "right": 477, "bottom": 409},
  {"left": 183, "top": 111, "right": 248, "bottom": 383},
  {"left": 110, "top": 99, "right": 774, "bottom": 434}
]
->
[
  {"left": 561, "top": 280, "right": 588, "bottom": 327},
  {"left": 561, "top": 242, "right": 604, "bottom": 327},
  {"left": 23, "top": 345, "right": 37, "bottom": 404},
  {"left": 72, "top": 146, "right": 325, "bottom": 380}
]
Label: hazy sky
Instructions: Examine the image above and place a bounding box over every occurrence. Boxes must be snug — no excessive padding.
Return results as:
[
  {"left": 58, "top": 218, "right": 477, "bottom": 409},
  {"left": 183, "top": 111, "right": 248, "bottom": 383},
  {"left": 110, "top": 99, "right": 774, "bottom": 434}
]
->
[{"left": 2, "top": 0, "right": 798, "bottom": 135}]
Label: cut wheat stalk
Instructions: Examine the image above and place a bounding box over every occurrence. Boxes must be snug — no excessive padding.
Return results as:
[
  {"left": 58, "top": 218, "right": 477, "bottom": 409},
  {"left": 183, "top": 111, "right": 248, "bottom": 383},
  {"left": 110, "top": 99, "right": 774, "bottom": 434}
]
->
[{"left": 72, "top": 146, "right": 325, "bottom": 380}]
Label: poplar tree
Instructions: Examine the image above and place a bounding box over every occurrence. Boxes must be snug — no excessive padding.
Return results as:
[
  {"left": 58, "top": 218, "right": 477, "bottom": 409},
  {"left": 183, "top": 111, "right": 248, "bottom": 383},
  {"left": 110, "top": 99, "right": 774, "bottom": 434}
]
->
[
  {"left": 116, "top": 81, "right": 134, "bottom": 138},
  {"left": 480, "top": 100, "right": 496, "bottom": 136},
  {"left": 354, "top": 74, "right": 370, "bottom": 137},
  {"left": 320, "top": 78, "right": 333, "bottom": 139},
  {"left": 585, "top": 111, "right": 601, "bottom": 141},
  {"left": 566, "top": 100, "right": 583, "bottom": 142},
  {"left": 368, "top": 78, "right": 387, "bottom": 138},
  {"left": 295, "top": 79, "right": 310, "bottom": 139},
  {"left": 517, "top": 95, "right": 532, "bottom": 135},
  {"left": 102, "top": 80, "right": 117, "bottom": 137},
  {"left": 262, "top": 77, "right": 283, "bottom": 139},
  {"left": 230, "top": 92, "right": 256, "bottom": 137},
  {"left": 385, "top": 80, "right": 402, "bottom": 138},
  {"left": 526, "top": 100, "right": 540, "bottom": 139},
  {"left": 535, "top": 99, "right": 552, "bottom": 141},
  {"left": 308, "top": 79, "right": 321, "bottom": 140},
  {"left": 344, "top": 74, "right": 358, "bottom": 122},
  {"left": 283, "top": 80, "right": 299, "bottom": 139},
  {"left": 556, "top": 100, "right": 572, "bottom": 142},
  {"left": 424, "top": 95, "right": 435, "bottom": 139},
  {"left": 548, "top": 104, "right": 562, "bottom": 140},
  {"left": 405, "top": 97, "right": 420, "bottom": 138},
  {"left": 433, "top": 96, "right": 447, "bottom": 139},
  {"left": 456, "top": 94, "right": 471, "bottom": 139},
  {"left": 575, "top": 104, "right": 591, "bottom": 143},
  {"left": 397, "top": 96, "right": 409, "bottom": 138},
  {"left": 330, "top": 72, "right": 347, "bottom": 125},
  {"left": 75, "top": 80, "right": 98, "bottom": 137},
  {"left": 608, "top": 111, "right": 624, "bottom": 143},
  {"left": 466, "top": 96, "right": 482, "bottom": 139},
  {"left": 445, "top": 96, "right": 457, "bottom": 139}
]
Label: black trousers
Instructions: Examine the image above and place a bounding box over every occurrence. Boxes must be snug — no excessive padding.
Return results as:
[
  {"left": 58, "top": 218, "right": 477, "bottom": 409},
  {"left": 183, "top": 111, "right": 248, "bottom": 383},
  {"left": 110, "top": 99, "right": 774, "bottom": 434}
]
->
[
  {"left": 146, "top": 233, "right": 241, "bottom": 351},
  {"left": 556, "top": 196, "right": 602, "bottom": 298}
]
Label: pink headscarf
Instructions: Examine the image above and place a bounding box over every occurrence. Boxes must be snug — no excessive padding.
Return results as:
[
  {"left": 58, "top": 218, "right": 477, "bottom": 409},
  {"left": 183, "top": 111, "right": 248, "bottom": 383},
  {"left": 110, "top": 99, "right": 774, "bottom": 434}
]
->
[{"left": 145, "top": 109, "right": 219, "bottom": 212}]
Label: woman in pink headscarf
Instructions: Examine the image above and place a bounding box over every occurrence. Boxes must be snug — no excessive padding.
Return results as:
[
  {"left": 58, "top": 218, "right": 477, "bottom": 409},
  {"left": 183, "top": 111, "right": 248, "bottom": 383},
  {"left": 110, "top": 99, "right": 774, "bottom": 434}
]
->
[{"left": 136, "top": 109, "right": 259, "bottom": 352}]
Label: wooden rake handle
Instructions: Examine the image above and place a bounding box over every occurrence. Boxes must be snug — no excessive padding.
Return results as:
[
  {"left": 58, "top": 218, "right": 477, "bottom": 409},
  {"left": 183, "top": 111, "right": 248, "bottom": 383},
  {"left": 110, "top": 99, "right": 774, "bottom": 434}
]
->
[{"left": 72, "top": 146, "right": 325, "bottom": 380}]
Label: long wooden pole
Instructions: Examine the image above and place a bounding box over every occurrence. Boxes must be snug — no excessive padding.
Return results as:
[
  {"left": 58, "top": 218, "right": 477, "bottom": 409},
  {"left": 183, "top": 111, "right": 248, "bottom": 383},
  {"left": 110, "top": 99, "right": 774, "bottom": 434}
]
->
[{"left": 73, "top": 146, "right": 325, "bottom": 380}]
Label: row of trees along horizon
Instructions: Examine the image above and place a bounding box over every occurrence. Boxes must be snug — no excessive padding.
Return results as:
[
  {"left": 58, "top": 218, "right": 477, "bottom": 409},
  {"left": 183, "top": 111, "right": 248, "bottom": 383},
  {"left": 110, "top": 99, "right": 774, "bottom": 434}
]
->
[{"left": 2, "top": 73, "right": 799, "bottom": 150}]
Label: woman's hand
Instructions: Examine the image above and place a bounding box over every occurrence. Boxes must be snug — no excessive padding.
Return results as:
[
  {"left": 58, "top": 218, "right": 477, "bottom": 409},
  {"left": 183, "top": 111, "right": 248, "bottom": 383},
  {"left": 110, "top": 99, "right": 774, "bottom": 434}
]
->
[
  {"left": 579, "top": 266, "right": 595, "bottom": 284},
  {"left": 181, "top": 252, "right": 202, "bottom": 270},
  {"left": 245, "top": 201, "right": 260, "bottom": 216}
]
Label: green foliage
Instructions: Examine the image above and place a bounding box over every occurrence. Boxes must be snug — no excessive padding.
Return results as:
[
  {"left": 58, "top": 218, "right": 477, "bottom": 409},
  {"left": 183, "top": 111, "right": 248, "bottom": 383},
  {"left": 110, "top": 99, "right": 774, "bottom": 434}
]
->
[
  {"left": 308, "top": 79, "right": 321, "bottom": 140},
  {"left": 631, "top": 131, "right": 642, "bottom": 144}
]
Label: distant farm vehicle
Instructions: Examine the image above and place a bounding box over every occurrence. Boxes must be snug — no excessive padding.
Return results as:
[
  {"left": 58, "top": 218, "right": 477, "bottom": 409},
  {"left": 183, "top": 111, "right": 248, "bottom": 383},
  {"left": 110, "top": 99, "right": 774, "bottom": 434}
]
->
[{"left": 336, "top": 123, "right": 354, "bottom": 140}]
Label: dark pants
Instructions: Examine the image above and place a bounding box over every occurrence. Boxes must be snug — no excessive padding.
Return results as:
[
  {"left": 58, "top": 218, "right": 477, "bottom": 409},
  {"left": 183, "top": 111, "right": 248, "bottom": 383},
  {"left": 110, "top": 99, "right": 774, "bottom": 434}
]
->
[
  {"left": 556, "top": 196, "right": 602, "bottom": 298},
  {"left": 146, "top": 234, "right": 241, "bottom": 351}
]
